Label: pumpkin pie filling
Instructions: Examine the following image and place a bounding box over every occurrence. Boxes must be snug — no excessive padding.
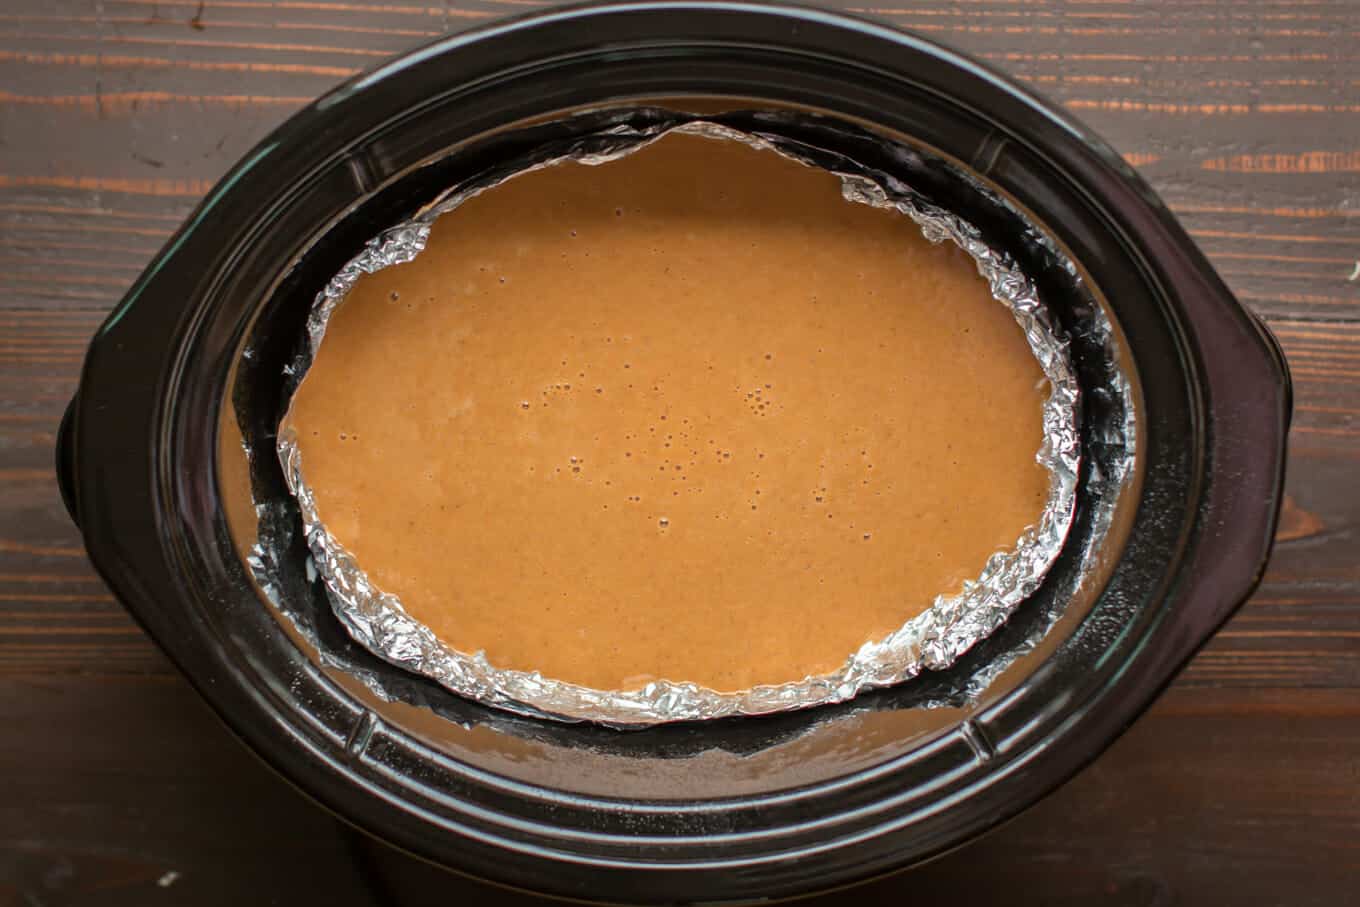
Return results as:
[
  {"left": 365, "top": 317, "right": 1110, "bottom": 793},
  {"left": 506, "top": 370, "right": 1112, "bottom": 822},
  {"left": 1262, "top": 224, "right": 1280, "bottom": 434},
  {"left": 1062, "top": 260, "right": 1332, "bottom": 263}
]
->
[{"left": 283, "top": 132, "right": 1050, "bottom": 693}]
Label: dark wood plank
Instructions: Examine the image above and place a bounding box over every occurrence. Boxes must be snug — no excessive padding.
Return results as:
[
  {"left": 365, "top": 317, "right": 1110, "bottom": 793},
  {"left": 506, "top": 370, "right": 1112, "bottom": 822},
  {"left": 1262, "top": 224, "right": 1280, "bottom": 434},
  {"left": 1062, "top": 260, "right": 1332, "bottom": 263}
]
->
[
  {"left": 0, "top": 674, "right": 375, "bottom": 907},
  {"left": 0, "top": 0, "right": 1357, "bottom": 903}
]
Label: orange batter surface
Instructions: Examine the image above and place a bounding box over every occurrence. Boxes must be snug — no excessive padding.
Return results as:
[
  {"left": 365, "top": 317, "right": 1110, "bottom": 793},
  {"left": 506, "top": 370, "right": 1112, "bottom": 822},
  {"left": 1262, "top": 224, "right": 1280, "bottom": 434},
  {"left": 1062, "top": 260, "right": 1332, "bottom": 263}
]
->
[{"left": 284, "top": 132, "right": 1049, "bottom": 692}]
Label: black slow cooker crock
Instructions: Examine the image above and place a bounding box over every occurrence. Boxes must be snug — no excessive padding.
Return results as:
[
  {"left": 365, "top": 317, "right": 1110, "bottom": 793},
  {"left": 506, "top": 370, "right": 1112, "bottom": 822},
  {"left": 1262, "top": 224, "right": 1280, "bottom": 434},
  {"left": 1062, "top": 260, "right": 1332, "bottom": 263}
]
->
[{"left": 57, "top": 3, "right": 1290, "bottom": 903}]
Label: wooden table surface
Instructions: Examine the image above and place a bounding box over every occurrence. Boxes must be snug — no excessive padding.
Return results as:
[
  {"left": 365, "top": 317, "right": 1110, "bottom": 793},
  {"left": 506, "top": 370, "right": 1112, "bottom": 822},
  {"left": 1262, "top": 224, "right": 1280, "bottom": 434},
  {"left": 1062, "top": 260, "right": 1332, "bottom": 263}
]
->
[{"left": 2, "top": 1, "right": 1357, "bottom": 904}]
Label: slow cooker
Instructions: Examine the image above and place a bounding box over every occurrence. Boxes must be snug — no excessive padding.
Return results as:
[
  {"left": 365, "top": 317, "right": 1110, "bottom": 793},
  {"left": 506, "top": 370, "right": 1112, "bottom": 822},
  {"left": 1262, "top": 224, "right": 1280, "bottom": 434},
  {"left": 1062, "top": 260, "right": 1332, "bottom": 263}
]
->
[{"left": 57, "top": 3, "right": 1290, "bottom": 903}]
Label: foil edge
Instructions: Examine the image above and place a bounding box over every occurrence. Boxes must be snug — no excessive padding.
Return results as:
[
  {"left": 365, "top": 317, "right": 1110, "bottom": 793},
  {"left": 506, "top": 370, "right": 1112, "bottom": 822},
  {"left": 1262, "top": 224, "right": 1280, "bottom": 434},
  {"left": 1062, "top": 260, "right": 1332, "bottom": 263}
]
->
[{"left": 278, "top": 119, "right": 1085, "bottom": 726}]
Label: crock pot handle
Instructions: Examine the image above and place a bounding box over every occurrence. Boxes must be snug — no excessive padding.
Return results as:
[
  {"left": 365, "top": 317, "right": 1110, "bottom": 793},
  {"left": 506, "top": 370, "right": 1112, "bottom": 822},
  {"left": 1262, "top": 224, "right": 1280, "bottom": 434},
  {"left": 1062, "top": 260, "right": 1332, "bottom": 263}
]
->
[
  {"left": 1248, "top": 310, "right": 1289, "bottom": 386},
  {"left": 56, "top": 393, "right": 80, "bottom": 528}
]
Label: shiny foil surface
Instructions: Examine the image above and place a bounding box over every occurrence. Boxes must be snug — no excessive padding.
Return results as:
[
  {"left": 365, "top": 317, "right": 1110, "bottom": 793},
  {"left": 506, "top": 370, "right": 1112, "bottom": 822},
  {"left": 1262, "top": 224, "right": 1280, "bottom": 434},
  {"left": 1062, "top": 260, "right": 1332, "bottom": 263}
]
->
[{"left": 275, "top": 117, "right": 1094, "bottom": 726}]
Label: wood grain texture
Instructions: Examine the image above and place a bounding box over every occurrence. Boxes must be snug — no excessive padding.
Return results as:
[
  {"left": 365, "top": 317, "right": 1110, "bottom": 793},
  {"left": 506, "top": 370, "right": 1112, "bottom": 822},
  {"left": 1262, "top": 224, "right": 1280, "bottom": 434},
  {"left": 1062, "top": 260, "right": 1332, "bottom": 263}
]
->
[{"left": 0, "top": 0, "right": 1356, "bottom": 903}]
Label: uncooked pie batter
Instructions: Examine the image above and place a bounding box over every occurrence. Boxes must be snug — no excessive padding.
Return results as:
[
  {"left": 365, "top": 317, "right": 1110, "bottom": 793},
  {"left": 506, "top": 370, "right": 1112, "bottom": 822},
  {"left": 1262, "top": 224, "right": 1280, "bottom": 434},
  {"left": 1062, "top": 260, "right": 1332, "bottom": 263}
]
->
[{"left": 284, "top": 132, "right": 1049, "bottom": 692}]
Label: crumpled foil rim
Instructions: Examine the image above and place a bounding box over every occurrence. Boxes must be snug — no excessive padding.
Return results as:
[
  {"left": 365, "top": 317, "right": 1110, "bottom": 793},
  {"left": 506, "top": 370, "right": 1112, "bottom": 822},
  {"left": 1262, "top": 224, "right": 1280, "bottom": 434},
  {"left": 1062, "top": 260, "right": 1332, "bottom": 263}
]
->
[{"left": 278, "top": 119, "right": 1082, "bottom": 727}]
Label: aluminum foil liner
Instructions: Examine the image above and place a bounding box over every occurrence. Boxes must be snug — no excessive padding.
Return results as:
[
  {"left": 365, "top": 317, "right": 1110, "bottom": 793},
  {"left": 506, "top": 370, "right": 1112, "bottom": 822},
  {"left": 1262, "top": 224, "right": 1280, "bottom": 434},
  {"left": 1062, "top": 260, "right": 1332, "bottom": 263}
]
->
[{"left": 277, "top": 118, "right": 1084, "bottom": 727}]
